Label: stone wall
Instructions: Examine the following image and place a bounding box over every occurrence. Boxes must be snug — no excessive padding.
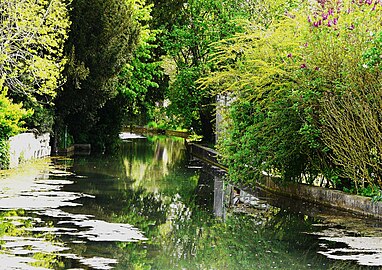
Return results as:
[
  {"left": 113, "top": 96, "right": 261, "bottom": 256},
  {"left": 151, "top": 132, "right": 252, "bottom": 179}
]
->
[{"left": 8, "top": 133, "right": 51, "bottom": 168}]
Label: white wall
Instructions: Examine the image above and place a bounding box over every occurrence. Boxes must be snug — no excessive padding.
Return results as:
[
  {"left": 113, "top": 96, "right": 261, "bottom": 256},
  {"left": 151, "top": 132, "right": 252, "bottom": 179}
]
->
[{"left": 8, "top": 133, "right": 51, "bottom": 168}]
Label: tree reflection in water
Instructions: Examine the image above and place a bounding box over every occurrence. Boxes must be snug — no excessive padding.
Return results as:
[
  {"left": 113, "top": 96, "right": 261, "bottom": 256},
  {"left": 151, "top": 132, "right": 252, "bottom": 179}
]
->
[
  {"left": 0, "top": 209, "right": 65, "bottom": 269},
  {"left": 71, "top": 136, "right": 375, "bottom": 269},
  {"left": 0, "top": 136, "right": 379, "bottom": 269}
]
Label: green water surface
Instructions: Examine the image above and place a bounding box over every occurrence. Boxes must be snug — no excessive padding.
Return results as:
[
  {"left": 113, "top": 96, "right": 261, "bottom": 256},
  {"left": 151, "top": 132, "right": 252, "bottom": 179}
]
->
[{"left": 0, "top": 135, "right": 381, "bottom": 269}]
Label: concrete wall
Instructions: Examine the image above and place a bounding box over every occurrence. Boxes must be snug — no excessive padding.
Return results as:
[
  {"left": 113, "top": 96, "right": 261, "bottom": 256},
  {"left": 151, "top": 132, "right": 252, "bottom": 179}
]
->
[{"left": 9, "top": 133, "right": 51, "bottom": 168}]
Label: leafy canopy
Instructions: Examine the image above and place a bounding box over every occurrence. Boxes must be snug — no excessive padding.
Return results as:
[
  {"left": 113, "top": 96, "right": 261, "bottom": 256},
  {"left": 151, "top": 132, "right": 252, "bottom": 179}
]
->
[{"left": 0, "top": 0, "right": 71, "bottom": 102}]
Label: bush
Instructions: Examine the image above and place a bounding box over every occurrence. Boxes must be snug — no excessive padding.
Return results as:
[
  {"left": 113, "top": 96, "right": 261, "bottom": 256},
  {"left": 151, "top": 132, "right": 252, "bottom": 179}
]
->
[
  {"left": 201, "top": 0, "right": 382, "bottom": 191},
  {"left": 0, "top": 80, "right": 32, "bottom": 169},
  {"left": 146, "top": 121, "right": 158, "bottom": 129},
  {"left": 308, "top": 1, "right": 382, "bottom": 192},
  {"left": 0, "top": 139, "right": 10, "bottom": 170},
  {"left": 0, "top": 81, "right": 32, "bottom": 140}
]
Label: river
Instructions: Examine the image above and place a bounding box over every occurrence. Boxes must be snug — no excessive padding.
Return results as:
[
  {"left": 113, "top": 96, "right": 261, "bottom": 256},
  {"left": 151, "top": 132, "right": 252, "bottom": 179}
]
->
[{"left": 0, "top": 134, "right": 381, "bottom": 269}]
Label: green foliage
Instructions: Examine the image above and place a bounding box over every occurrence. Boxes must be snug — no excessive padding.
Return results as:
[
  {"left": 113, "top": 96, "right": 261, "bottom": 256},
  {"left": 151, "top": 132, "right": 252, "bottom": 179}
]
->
[
  {"left": 200, "top": 7, "right": 313, "bottom": 183},
  {"left": 0, "top": 0, "right": 70, "bottom": 134},
  {"left": 372, "top": 192, "right": 382, "bottom": 203},
  {"left": 55, "top": 0, "right": 143, "bottom": 149},
  {"left": 91, "top": 0, "right": 162, "bottom": 151},
  {"left": 0, "top": 80, "right": 26, "bottom": 168},
  {"left": 363, "top": 31, "right": 382, "bottom": 71},
  {"left": 146, "top": 121, "right": 158, "bottom": 129},
  {"left": 167, "top": 67, "right": 203, "bottom": 129},
  {"left": 0, "top": 81, "right": 32, "bottom": 140},
  {"left": 0, "top": 139, "right": 10, "bottom": 170},
  {"left": 187, "top": 133, "right": 203, "bottom": 142},
  {"left": 23, "top": 101, "right": 54, "bottom": 134},
  {"left": 0, "top": 94, "right": 31, "bottom": 140},
  {"left": 314, "top": 1, "right": 382, "bottom": 191},
  {"left": 0, "top": 81, "right": 31, "bottom": 169},
  {"left": 0, "top": 0, "right": 70, "bottom": 101},
  {"left": 200, "top": 0, "right": 382, "bottom": 191},
  {"left": 159, "top": 0, "right": 258, "bottom": 142},
  {"left": 116, "top": 1, "right": 163, "bottom": 126},
  {"left": 343, "top": 184, "right": 382, "bottom": 202}
]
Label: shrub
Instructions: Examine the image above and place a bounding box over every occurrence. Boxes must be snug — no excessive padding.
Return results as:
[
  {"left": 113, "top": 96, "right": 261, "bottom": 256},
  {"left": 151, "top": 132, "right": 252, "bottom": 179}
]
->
[
  {"left": 0, "top": 79, "right": 32, "bottom": 169},
  {"left": 201, "top": 0, "right": 382, "bottom": 191}
]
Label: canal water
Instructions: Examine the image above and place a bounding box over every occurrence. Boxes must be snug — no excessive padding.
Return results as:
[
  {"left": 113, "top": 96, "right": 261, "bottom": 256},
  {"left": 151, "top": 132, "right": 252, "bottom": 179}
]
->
[{"left": 0, "top": 134, "right": 381, "bottom": 269}]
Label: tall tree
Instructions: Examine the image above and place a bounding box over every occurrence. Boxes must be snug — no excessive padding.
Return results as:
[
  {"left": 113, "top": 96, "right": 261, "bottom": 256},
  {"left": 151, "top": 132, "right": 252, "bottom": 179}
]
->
[
  {"left": 115, "top": 1, "right": 163, "bottom": 127},
  {"left": 96, "top": 0, "right": 163, "bottom": 150},
  {"left": 55, "top": 0, "right": 141, "bottom": 149}
]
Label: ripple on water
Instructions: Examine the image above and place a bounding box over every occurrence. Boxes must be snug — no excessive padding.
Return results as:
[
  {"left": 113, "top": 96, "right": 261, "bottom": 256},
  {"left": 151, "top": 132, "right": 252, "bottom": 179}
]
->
[
  {"left": 40, "top": 208, "right": 148, "bottom": 242},
  {"left": 0, "top": 167, "right": 147, "bottom": 269},
  {"left": 0, "top": 253, "right": 49, "bottom": 270},
  {"left": 309, "top": 228, "right": 382, "bottom": 266}
]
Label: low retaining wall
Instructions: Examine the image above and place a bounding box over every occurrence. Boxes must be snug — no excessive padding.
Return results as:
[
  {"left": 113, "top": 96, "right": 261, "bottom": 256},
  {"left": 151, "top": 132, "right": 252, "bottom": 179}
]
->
[
  {"left": 260, "top": 176, "right": 382, "bottom": 218},
  {"left": 189, "top": 143, "right": 382, "bottom": 218},
  {"left": 9, "top": 133, "right": 51, "bottom": 168}
]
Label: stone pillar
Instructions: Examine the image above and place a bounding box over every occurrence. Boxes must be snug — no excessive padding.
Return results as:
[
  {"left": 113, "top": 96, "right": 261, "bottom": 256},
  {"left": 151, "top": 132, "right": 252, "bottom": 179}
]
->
[
  {"left": 215, "top": 94, "right": 232, "bottom": 143},
  {"left": 213, "top": 176, "right": 225, "bottom": 219}
]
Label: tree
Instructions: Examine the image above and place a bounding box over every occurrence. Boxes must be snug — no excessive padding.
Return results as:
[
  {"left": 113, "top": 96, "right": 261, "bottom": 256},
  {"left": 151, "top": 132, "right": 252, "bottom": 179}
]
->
[
  {"left": 157, "top": 0, "right": 257, "bottom": 142},
  {"left": 88, "top": 0, "right": 162, "bottom": 150},
  {"left": 55, "top": 0, "right": 142, "bottom": 149},
  {"left": 115, "top": 1, "right": 163, "bottom": 127},
  {"left": 0, "top": 0, "right": 71, "bottom": 133}
]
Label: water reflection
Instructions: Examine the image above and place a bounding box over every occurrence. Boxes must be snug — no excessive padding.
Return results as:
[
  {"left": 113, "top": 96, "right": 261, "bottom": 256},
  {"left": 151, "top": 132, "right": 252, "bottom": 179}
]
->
[
  {"left": 318, "top": 232, "right": 382, "bottom": 267},
  {"left": 0, "top": 158, "right": 147, "bottom": 269},
  {"left": 122, "top": 136, "right": 188, "bottom": 192},
  {"left": 0, "top": 209, "right": 65, "bottom": 269},
  {"left": 0, "top": 136, "right": 381, "bottom": 269},
  {"left": 212, "top": 171, "right": 382, "bottom": 269},
  {"left": 213, "top": 176, "right": 224, "bottom": 219}
]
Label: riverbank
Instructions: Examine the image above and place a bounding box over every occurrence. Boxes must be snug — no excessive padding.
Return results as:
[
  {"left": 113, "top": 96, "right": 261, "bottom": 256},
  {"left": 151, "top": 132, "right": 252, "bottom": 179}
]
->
[{"left": 188, "top": 143, "right": 382, "bottom": 219}]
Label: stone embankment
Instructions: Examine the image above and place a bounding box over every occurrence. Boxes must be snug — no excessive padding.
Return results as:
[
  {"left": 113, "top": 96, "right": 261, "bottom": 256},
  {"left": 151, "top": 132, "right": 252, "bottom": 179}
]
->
[
  {"left": 9, "top": 133, "right": 51, "bottom": 168},
  {"left": 188, "top": 143, "right": 382, "bottom": 219}
]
